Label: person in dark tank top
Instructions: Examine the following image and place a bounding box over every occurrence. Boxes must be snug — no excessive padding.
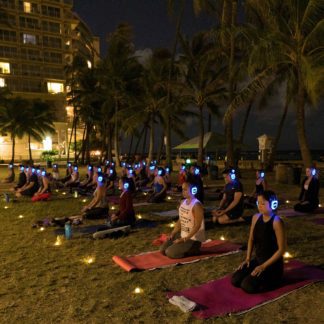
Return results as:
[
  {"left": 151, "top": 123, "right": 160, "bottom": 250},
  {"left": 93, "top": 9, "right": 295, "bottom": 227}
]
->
[{"left": 231, "top": 190, "right": 286, "bottom": 293}]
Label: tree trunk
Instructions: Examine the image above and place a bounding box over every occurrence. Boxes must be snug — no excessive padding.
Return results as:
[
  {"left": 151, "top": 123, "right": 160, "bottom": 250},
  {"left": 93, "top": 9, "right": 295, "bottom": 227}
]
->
[
  {"left": 134, "top": 125, "right": 145, "bottom": 155},
  {"left": 207, "top": 113, "right": 212, "bottom": 132},
  {"left": 148, "top": 113, "right": 155, "bottom": 164},
  {"left": 67, "top": 117, "right": 75, "bottom": 162},
  {"left": 11, "top": 135, "right": 15, "bottom": 164},
  {"left": 28, "top": 134, "right": 33, "bottom": 163},
  {"left": 142, "top": 126, "right": 148, "bottom": 158},
  {"left": 165, "top": 0, "right": 185, "bottom": 168},
  {"left": 80, "top": 124, "right": 87, "bottom": 164},
  {"left": 114, "top": 99, "right": 120, "bottom": 166},
  {"left": 107, "top": 123, "right": 113, "bottom": 162},
  {"left": 74, "top": 110, "right": 77, "bottom": 163},
  {"left": 198, "top": 105, "right": 205, "bottom": 167},
  {"left": 128, "top": 134, "right": 134, "bottom": 158},
  {"left": 225, "top": 0, "right": 237, "bottom": 167},
  {"left": 268, "top": 99, "right": 289, "bottom": 170},
  {"left": 156, "top": 131, "right": 165, "bottom": 164},
  {"left": 296, "top": 73, "right": 312, "bottom": 167}
]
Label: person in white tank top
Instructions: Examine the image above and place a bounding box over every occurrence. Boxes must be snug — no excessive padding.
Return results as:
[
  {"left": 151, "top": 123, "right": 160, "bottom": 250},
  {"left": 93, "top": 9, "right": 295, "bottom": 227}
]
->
[{"left": 160, "top": 181, "right": 205, "bottom": 259}]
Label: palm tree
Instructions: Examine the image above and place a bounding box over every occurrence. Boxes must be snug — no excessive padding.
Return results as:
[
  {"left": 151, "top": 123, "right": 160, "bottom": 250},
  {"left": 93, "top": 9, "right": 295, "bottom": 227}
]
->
[
  {"left": 177, "top": 32, "right": 226, "bottom": 166},
  {"left": 225, "top": 0, "right": 324, "bottom": 167},
  {"left": 0, "top": 97, "right": 30, "bottom": 163},
  {"left": 24, "top": 100, "right": 55, "bottom": 163}
]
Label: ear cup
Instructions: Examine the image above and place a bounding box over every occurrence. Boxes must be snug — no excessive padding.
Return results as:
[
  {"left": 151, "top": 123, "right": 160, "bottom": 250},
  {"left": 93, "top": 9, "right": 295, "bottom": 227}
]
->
[
  {"left": 312, "top": 169, "right": 316, "bottom": 176},
  {"left": 271, "top": 200, "right": 278, "bottom": 210},
  {"left": 124, "top": 182, "right": 129, "bottom": 190},
  {"left": 191, "top": 186, "right": 198, "bottom": 195}
]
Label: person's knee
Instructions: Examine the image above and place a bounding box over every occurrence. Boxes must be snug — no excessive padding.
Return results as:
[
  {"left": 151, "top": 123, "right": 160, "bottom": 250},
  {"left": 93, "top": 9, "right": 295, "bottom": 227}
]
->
[
  {"left": 218, "top": 216, "right": 229, "bottom": 224},
  {"left": 241, "top": 277, "right": 259, "bottom": 294},
  {"left": 165, "top": 246, "right": 183, "bottom": 259},
  {"left": 231, "top": 272, "right": 242, "bottom": 288}
]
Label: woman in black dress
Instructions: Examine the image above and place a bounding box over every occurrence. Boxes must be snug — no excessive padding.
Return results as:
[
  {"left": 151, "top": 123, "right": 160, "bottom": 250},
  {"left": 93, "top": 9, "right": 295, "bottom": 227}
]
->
[{"left": 232, "top": 190, "right": 286, "bottom": 293}]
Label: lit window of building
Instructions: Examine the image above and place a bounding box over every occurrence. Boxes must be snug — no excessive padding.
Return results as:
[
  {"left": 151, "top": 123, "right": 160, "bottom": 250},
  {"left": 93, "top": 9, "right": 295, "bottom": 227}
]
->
[
  {"left": 47, "top": 82, "right": 64, "bottom": 94},
  {"left": 0, "top": 78, "right": 5, "bottom": 87},
  {"left": 23, "top": 33, "right": 36, "bottom": 44},
  {"left": 0, "top": 62, "right": 10, "bottom": 74},
  {"left": 24, "top": 2, "right": 31, "bottom": 13},
  {"left": 87, "top": 60, "right": 92, "bottom": 69}
]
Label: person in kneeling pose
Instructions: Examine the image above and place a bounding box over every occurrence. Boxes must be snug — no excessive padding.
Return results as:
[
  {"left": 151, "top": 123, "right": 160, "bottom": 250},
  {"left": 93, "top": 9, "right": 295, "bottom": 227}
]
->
[
  {"left": 294, "top": 166, "right": 320, "bottom": 213},
  {"left": 32, "top": 170, "right": 51, "bottom": 201},
  {"left": 160, "top": 181, "right": 205, "bottom": 259},
  {"left": 231, "top": 191, "right": 286, "bottom": 293},
  {"left": 110, "top": 177, "right": 136, "bottom": 226}
]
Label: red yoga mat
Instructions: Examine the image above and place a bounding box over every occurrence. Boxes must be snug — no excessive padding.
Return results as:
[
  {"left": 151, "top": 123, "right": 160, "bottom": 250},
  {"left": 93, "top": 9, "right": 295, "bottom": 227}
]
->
[
  {"left": 112, "top": 240, "right": 241, "bottom": 272},
  {"left": 278, "top": 207, "right": 324, "bottom": 217},
  {"left": 167, "top": 260, "right": 324, "bottom": 319}
]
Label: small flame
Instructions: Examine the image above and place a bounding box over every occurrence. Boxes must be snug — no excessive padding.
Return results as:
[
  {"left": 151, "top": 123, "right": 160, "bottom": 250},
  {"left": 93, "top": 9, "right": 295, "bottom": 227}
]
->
[
  {"left": 18, "top": 215, "right": 24, "bottom": 219},
  {"left": 83, "top": 256, "right": 95, "bottom": 264},
  {"left": 62, "top": 192, "right": 66, "bottom": 195},
  {"left": 284, "top": 252, "right": 292, "bottom": 258},
  {"left": 169, "top": 223, "right": 175, "bottom": 228},
  {"left": 167, "top": 196, "right": 172, "bottom": 200},
  {"left": 136, "top": 214, "right": 142, "bottom": 219},
  {"left": 220, "top": 235, "right": 225, "bottom": 241},
  {"left": 4, "top": 206, "right": 9, "bottom": 209},
  {"left": 82, "top": 199, "right": 87, "bottom": 203},
  {"left": 285, "top": 200, "right": 290, "bottom": 204},
  {"left": 54, "top": 236, "right": 63, "bottom": 246},
  {"left": 111, "top": 206, "right": 116, "bottom": 210},
  {"left": 134, "top": 287, "right": 143, "bottom": 294},
  {"left": 39, "top": 227, "right": 45, "bottom": 232}
]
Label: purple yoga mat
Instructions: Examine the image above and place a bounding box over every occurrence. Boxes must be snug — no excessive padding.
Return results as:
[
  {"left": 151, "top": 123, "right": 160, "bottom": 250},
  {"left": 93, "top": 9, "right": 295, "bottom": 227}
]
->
[
  {"left": 167, "top": 260, "right": 324, "bottom": 319},
  {"left": 312, "top": 218, "right": 324, "bottom": 225}
]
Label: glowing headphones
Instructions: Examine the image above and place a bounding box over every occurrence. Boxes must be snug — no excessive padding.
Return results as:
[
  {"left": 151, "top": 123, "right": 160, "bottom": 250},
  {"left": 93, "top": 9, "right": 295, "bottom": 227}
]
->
[
  {"left": 31, "top": 168, "right": 35, "bottom": 173},
  {"left": 149, "top": 165, "right": 155, "bottom": 171},
  {"left": 181, "top": 165, "right": 186, "bottom": 171},
  {"left": 36, "top": 169, "right": 41, "bottom": 175},
  {"left": 260, "top": 171, "right": 265, "bottom": 178},
  {"left": 9, "top": 164, "right": 13, "bottom": 169},
  {"left": 67, "top": 162, "right": 72, "bottom": 167},
  {"left": 142, "top": 162, "right": 146, "bottom": 166},
  {"left": 123, "top": 182, "right": 129, "bottom": 190},
  {"left": 88, "top": 165, "right": 93, "bottom": 171},
  {"left": 111, "top": 162, "right": 115, "bottom": 166},
  {"left": 166, "top": 167, "right": 170, "bottom": 174},
  {"left": 105, "top": 160, "right": 110, "bottom": 166},
  {"left": 121, "top": 162, "right": 126, "bottom": 167},
  {"left": 97, "top": 167, "right": 102, "bottom": 172},
  {"left": 191, "top": 186, "right": 198, "bottom": 195},
  {"left": 128, "top": 168, "right": 133, "bottom": 175},
  {"left": 53, "top": 164, "right": 58, "bottom": 168},
  {"left": 311, "top": 168, "right": 316, "bottom": 176},
  {"left": 194, "top": 168, "right": 200, "bottom": 175},
  {"left": 230, "top": 169, "right": 236, "bottom": 180},
  {"left": 20, "top": 166, "right": 25, "bottom": 171},
  {"left": 109, "top": 169, "right": 114, "bottom": 174},
  {"left": 41, "top": 170, "right": 46, "bottom": 176},
  {"left": 73, "top": 166, "right": 78, "bottom": 172},
  {"left": 256, "top": 195, "right": 279, "bottom": 210},
  {"left": 97, "top": 175, "right": 104, "bottom": 183},
  {"left": 157, "top": 169, "right": 163, "bottom": 176},
  {"left": 26, "top": 167, "right": 29, "bottom": 172}
]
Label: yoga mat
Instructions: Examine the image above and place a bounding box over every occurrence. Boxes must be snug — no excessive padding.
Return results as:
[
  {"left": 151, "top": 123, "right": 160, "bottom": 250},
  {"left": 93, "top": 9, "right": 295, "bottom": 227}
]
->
[
  {"left": 112, "top": 240, "right": 241, "bottom": 272},
  {"left": 151, "top": 206, "right": 215, "bottom": 219},
  {"left": 278, "top": 207, "right": 324, "bottom": 217},
  {"left": 312, "top": 218, "right": 324, "bottom": 225},
  {"left": 134, "top": 202, "right": 153, "bottom": 207},
  {"left": 167, "top": 260, "right": 324, "bottom": 319},
  {"left": 107, "top": 196, "right": 120, "bottom": 204},
  {"left": 54, "top": 224, "right": 108, "bottom": 236}
]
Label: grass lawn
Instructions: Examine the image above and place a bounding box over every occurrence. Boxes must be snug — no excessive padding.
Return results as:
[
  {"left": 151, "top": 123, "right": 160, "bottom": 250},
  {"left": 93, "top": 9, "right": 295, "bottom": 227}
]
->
[{"left": 0, "top": 167, "right": 323, "bottom": 323}]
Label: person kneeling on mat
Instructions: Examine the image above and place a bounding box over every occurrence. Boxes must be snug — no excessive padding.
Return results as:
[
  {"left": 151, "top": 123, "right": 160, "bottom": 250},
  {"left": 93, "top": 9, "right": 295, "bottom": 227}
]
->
[
  {"left": 294, "top": 166, "right": 320, "bottom": 213},
  {"left": 160, "top": 181, "right": 205, "bottom": 259},
  {"left": 109, "top": 177, "right": 136, "bottom": 227},
  {"left": 231, "top": 191, "right": 286, "bottom": 293},
  {"left": 81, "top": 173, "right": 108, "bottom": 219},
  {"left": 32, "top": 170, "right": 51, "bottom": 201},
  {"left": 212, "top": 168, "right": 245, "bottom": 224}
]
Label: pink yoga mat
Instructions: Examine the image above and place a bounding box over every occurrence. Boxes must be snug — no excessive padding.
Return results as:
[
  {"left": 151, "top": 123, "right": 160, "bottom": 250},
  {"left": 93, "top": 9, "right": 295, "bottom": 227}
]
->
[
  {"left": 167, "top": 260, "right": 324, "bottom": 319},
  {"left": 112, "top": 240, "right": 241, "bottom": 272},
  {"left": 278, "top": 207, "right": 324, "bottom": 217},
  {"left": 107, "top": 196, "right": 120, "bottom": 204}
]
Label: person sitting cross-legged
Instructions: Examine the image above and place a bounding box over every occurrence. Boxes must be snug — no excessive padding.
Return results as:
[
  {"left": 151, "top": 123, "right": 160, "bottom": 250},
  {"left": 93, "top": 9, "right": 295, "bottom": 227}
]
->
[
  {"left": 160, "top": 181, "right": 205, "bottom": 259},
  {"left": 231, "top": 191, "right": 286, "bottom": 293},
  {"left": 212, "top": 168, "right": 245, "bottom": 224}
]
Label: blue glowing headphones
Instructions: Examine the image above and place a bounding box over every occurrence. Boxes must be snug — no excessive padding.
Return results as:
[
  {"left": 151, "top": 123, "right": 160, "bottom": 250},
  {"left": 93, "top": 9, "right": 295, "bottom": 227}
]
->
[
  {"left": 142, "top": 162, "right": 146, "bottom": 166},
  {"left": 149, "top": 165, "right": 155, "bottom": 171},
  {"left": 256, "top": 195, "right": 279, "bottom": 210},
  {"left": 111, "top": 162, "right": 115, "bottom": 166},
  {"left": 109, "top": 169, "right": 113, "bottom": 174},
  {"left": 74, "top": 166, "right": 78, "bottom": 172},
  {"left": 311, "top": 168, "right": 316, "bottom": 176},
  {"left": 194, "top": 168, "right": 200, "bottom": 175},
  {"left": 158, "top": 169, "right": 163, "bottom": 176},
  {"left": 128, "top": 168, "right": 133, "bottom": 175},
  {"left": 36, "top": 169, "right": 41, "bottom": 175},
  {"left": 67, "top": 162, "right": 72, "bottom": 167},
  {"left": 181, "top": 165, "right": 186, "bottom": 171},
  {"left": 97, "top": 175, "right": 104, "bottom": 183},
  {"left": 41, "top": 170, "right": 46, "bottom": 176},
  {"left": 20, "top": 166, "right": 25, "bottom": 171},
  {"left": 97, "top": 167, "right": 102, "bottom": 172},
  {"left": 53, "top": 164, "right": 58, "bottom": 168},
  {"left": 260, "top": 171, "right": 265, "bottom": 178},
  {"left": 26, "top": 167, "right": 29, "bottom": 172},
  {"left": 230, "top": 169, "right": 236, "bottom": 180},
  {"left": 191, "top": 186, "right": 198, "bottom": 195},
  {"left": 31, "top": 168, "right": 35, "bottom": 173},
  {"left": 9, "top": 164, "right": 13, "bottom": 169},
  {"left": 166, "top": 167, "right": 170, "bottom": 174},
  {"left": 88, "top": 165, "right": 93, "bottom": 171},
  {"left": 105, "top": 160, "right": 110, "bottom": 166},
  {"left": 121, "top": 162, "right": 126, "bottom": 167},
  {"left": 123, "top": 182, "right": 129, "bottom": 190}
]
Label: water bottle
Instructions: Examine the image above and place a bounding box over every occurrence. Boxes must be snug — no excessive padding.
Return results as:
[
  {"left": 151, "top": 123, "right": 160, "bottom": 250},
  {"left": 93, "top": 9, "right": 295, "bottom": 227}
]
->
[
  {"left": 65, "top": 221, "right": 72, "bottom": 240},
  {"left": 73, "top": 190, "right": 78, "bottom": 198},
  {"left": 4, "top": 193, "right": 10, "bottom": 203}
]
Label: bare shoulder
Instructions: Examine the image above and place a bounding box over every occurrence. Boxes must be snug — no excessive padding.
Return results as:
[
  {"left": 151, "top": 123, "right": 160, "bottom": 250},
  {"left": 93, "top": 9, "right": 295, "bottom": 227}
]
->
[
  {"left": 273, "top": 215, "right": 284, "bottom": 227},
  {"left": 252, "top": 213, "right": 261, "bottom": 224}
]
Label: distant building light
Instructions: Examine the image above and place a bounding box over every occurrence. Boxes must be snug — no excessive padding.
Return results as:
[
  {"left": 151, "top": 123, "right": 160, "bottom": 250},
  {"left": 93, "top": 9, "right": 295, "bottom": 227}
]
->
[
  {"left": 87, "top": 60, "right": 92, "bottom": 69},
  {"left": 24, "top": 2, "right": 31, "bottom": 13},
  {"left": 0, "top": 77, "right": 5, "bottom": 87},
  {"left": 0, "top": 62, "right": 10, "bottom": 74},
  {"left": 47, "top": 82, "right": 64, "bottom": 94},
  {"left": 43, "top": 136, "right": 52, "bottom": 151},
  {"left": 23, "top": 33, "right": 36, "bottom": 45}
]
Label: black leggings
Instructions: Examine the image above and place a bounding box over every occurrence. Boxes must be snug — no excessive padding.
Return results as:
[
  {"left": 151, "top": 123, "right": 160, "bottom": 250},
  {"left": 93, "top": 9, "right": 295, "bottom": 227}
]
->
[
  {"left": 231, "top": 259, "right": 283, "bottom": 294},
  {"left": 294, "top": 202, "right": 317, "bottom": 213},
  {"left": 84, "top": 207, "right": 108, "bottom": 219}
]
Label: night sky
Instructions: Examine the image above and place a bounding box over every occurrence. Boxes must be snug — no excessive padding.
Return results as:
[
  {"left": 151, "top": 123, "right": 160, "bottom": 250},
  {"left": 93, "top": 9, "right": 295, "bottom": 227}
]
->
[{"left": 73, "top": 0, "right": 324, "bottom": 151}]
